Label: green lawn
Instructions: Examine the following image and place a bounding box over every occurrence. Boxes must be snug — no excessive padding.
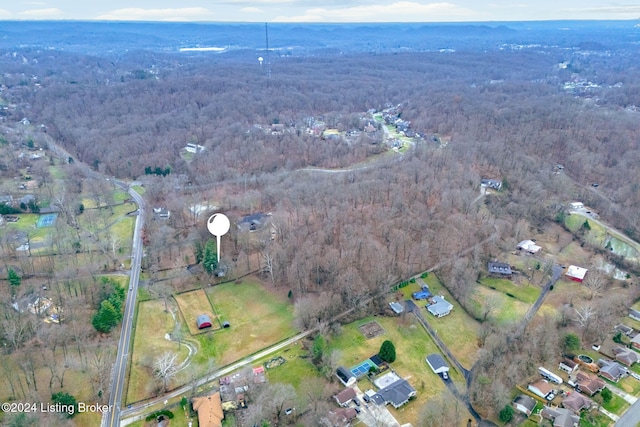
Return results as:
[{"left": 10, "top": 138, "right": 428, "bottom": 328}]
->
[
  {"left": 603, "top": 393, "right": 629, "bottom": 414},
  {"left": 479, "top": 276, "right": 540, "bottom": 304},
  {"left": 580, "top": 411, "right": 614, "bottom": 427},
  {"left": 396, "top": 275, "right": 481, "bottom": 367},
  {"left": 197, "top": 280, "right": 297, "bottom": 368},
  {"left": 127, "top": 300, "right": 191, "bottom": 404},
  {"left": 131, "top": 185, "right": 146, "bottom": 195},
  {"left": 469, "top": 286, "right": 529, "bottom": 326},
  {"left": 327, "top": 315, "right": 470, "bottom": 426},
  {"left": 264, "top": 343, "right": 322, "bottom": 391}
]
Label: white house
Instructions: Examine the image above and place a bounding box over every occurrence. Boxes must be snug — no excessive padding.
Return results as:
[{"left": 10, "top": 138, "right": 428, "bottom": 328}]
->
[
  {"left": 517, "top": 240, "right": 542, "bottom": 254},
  {"left": 569, "top": 202, "right": 584, "bottom": 210}
]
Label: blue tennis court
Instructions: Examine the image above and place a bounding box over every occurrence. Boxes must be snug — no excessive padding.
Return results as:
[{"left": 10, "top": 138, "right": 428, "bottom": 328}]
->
[
  {"left": 350, "top": 359, "right": 375, "bottom": 378},
  {"left": 37, "top": 213, "right": 58, "bottom": 228}
]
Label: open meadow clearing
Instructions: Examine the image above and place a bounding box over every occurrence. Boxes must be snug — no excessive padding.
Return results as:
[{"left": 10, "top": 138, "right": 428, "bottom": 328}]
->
[
  {"left": 196, "top": 279, "right": 297, "bottom": 367},
  {"left": 126, "top": 300, "right": 190, "bottom": 404}
]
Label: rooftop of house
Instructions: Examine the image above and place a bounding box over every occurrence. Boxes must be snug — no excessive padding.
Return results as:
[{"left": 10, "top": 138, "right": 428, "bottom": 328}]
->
[
  {"left": 334, "top": 387, "right": 356, "bottom": 405},
  {"left": 488, "top": 261, "right": 512, "bottom": 275},
  {"left": 529, "top": 379, "right": 553, "bottom": 395},
  {"left": 513, "top": 394, "right": 536, "bottom": 412},
  {"left": 373, "top": 378, "right": 416, "bottom": 408},
  {"left": 562, "top": 392, "right": 593, "bottom": 413},
  {"left": 192, "top": 392, "right": 224, "bottom": 427},
  {"left": 426, "top": 354, "right": 449, "bottom": 372},
  {"left": 566, "top": 265, "right": 588, "bottom": 280}
]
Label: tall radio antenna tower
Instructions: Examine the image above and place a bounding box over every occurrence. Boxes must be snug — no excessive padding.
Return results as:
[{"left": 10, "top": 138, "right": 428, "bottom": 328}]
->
[{"left": 265, "top": 23, "right": 271, "bottom": 80}]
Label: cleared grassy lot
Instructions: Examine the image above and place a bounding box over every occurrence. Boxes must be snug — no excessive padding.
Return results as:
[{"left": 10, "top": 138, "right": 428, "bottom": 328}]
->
[
  {"left": 175, "top": 289, "right": 219, "bottom": 335},
  {"left": 264, "top": 343, "right": 322, "bottom": 391},
  {"left": 479, "top": 276, "right": 540, "bottom": 304},
  {"left": 602, "top": 392, "right": 629, "bottom": 415},
  {"left": 201, "top": 280, "right": 297, "bottom": 367},
  {"left": 468, "top": 286, "right": 529, "bottom": 326},
  {"left": 127, "top": 300, "right": 190, "bottom": 404}
]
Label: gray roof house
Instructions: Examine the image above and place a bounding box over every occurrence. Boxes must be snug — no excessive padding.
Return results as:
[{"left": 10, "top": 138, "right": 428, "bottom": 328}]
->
[
  {"left": 373, "top": 379, "right": 416, "bottom": 409},
  {"left": 598, "top": 359, "right": 627, "bottom": 382},
  {"left": 389, "top": 301, "right": 404, "bottom": 315},
  {"left": 427, "top": 296, "right": 453, "bottom": 318},
  {"left": 512, "top": 395, "right": 536, "bottom": 416},
  {"left": 426, "top": 354, "right": 449, "bottom": 374},
  {"left": 629, "top": 308, "right": 640, "bottom": 322},
  {"left": 237, "top": 212, "right": 270, "bottom": 232},
  {"left": 541, "top": 406, "right": 580, "bottom": 427},
  {"left": 487, "top": 261, "right": 512, "bottom": 276}
]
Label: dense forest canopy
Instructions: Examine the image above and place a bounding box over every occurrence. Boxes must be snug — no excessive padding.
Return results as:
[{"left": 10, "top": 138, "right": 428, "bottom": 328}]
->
[{"left": 1, "top": 21, "right": 640, "bottom": 421}]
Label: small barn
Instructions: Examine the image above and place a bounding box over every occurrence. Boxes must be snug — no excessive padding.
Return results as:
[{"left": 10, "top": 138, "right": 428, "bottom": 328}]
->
[
  {"left": 566, "top": 265, "right": 588, "bottom": 282},
  {"left": 197, "top": 314, "right": 213, "bottom": 329},
  {"left": 426, "top": 354, "right": 450, "bottom": 374}
]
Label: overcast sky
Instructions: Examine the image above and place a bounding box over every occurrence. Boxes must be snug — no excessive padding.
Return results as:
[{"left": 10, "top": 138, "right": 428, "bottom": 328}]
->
[{"left": 1, "top": 1, "right": 640, "bottom": 22}]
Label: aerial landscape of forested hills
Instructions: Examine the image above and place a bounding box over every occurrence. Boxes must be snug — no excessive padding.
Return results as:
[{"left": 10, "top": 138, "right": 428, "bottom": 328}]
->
[{"left": 1, "top": 19, "right": 640, "bottom": 427}]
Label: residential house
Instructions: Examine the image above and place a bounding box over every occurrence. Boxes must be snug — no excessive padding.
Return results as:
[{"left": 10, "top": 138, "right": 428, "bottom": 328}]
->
[
  {"left": 613, "top": 346, "right": 640, "bottom": 366},
  {"left": 325, "top": 407, "right": 358, "bottom": 427},
  {"left": 541, "top": 406, "right": 580, "bottom": 427},
  {"left": 481, "top": 178, "right": 502, "bottom": 190},
  {"left": 517, "top": 240, "right": 542, "bottom": 254},
  {"left": 336, "top": 367, "right": 356, "bottom": 387},
  {"left": 426, "top": 354, "right": 450, "bottom": 375},
  {"left": 569, "top": 202, "right": 584, "bottom": 210},
  {"left": 412, "top": 285, "right": 432, "bottom": 300},
  {"left": 632, "top": 334, "right": 640, "bottom": 351},
  {"left": 562, "top": 392, "right": 593, "bottom": 414},
  {"left": 615, "top": 323, "right": 634, "bottom": 336},
  {"left": 153, "top": 207, "right": 171, "bottom": 219},
  {"left": 629, "top": 308, "right": 640, "bottom": 322},
  {"left": 566, "top": 265, "right": 588, "bottom": 282},
  {"left": 192, "top": 392, "right": 224, "bottom": 427},
  {"left": 487, "top": 261, "right": 512, "bottom": 276},
  {"left": 512, "top": 395, "right": 536, "bottom": 417},
  {"left": 427, "top": 296, "right": 453, "bottom": 318},
  {"left": 334, "top": 388, "right": 356, "bottom": 407},
  {"left": 598, "top": 359, "right": 627, "bottom": 382},
  {"left": 237, "top": 212, "right": 270, "bottom": 232},
  {"left": 573, "top": 372, "right": 605, "bottom": 396},
  {"left": 527, "top": 379, "right": 554, "bottom": 400},
  {"left": 372, "top": 378, "right": 416, "bottom": 409},
  {"left": 389, "top": 301, "right": 404, "bottom": 315},
  {"left": 185, "top": 143, "right": 206, "bottom": 153},
  {"left": 559, "top": 358, "right": 578, "bottom": 374}
]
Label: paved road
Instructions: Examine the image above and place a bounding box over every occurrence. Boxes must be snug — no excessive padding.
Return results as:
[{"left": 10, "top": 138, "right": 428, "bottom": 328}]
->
[{"left": 102, "top": 185, "right": 145, "bottom": 427}]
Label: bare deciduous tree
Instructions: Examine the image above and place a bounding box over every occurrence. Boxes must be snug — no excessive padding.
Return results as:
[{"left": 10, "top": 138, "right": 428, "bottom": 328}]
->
[{"left": 154, "top": 351, "right": 179, "bottom": 392}]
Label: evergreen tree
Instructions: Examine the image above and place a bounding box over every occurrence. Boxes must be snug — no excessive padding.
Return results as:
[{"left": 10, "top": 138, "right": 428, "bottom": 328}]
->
[
  {"left": 51, "top": 392, "right": 78, "bottom": 418},
  {"left": 92, "top": 300, "right": 119, "bottom": 333},
  {"left": 7, "top": 268, "right": 21, "bottom": 296},
  {"left": 202, "top": 239, "right": 218, "bottom": 274},
  {"left": 379, "top": 340, "right": 396, "bottom": 363}
]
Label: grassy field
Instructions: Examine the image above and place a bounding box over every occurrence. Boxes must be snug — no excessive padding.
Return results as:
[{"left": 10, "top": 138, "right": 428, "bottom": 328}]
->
[
  {"left": 469, "top": 286, "right": 529, "bottom": 326},
  {"left": 175, "top": 289, "right": 219, "bottom": 335},
  {"left": 125, "top": 403, "right": 196, "bottom": 427},
  {"left": 327, "top": 315, "right": 471, "bottom": 426},
  {"left": 263, "top": 342, "right": 322, "bottom": 391},
  {"left": 131, "top": 185, "right": 146, "bottom": 195},
  {"left": 193, "top": 280, "right": 296, "bottom": 368},
  {"left": 479, "top": 276, "right": 540, "bottom": 304},
  {"left": 126, "top": 300, "right": 190, "bottom": 404},
  {"left": 603, "top": 392, "right": 629, "bottom": 414},
  {"left": 580, "top": 411, "right": 614, "bottom": 427}
]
